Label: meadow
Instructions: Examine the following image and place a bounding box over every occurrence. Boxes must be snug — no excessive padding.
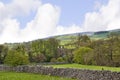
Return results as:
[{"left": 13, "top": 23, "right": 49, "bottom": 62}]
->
[
  {"left": 0, "top": 71, "right": 76, "bottom": 80},
  {"left": 49, "top": 64, "right": 120, "bottom": 72}
]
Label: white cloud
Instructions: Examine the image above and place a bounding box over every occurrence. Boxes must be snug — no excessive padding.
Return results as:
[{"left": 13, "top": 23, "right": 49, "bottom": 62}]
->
[
  {"left": 0, "top": 0, "right": 83, "bottom": 44},
  {"left": 0, "top": 18, "right": 20, "bottom": 43},
  {"left": 21, "top": 3, "right": 60, "bottom": 40},
  {"left": 0, "top": 0, "right": 41, "bottom": 43},
  {"left": 83, "top": 0, "right": 120, "bottom": 31},
  {"left": 0, "top": 0, "right": 62, "bottom": 43},
  {"left": 0, "top": 0, "right": 120, "bottom": 44},
  {"left": 0, "top": 0, "right": 41, "bottom": 18}
]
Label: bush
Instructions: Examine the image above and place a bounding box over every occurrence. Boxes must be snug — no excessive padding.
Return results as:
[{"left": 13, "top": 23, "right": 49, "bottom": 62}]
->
[
  {"left": 57, "top": 57, "right": 64, "bottom": 62},
  {"left": 73, "top": 47, "right": 93, "bottom": 64},
  {"left": 4, "top": 50, "right": 29, "bottom": 66},
  {"left": 50, "top": 58, "right": 57, "bottom": 62}
]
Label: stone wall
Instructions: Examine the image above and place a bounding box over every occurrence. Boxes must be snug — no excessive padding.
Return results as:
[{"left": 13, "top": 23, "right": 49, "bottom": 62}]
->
[{"left": 0, "top": 65, "right": 120, "bottom": 80}]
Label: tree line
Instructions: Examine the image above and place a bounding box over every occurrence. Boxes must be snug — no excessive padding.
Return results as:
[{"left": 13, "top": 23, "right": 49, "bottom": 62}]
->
[{"left": 0, "top": 32, "right": 120, "bottom": 67}]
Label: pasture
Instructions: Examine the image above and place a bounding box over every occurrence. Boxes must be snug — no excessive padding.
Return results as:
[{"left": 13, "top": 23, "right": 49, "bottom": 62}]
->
[
  {"left": 49, "top": 64, "right": 120, "bottom": 72},
  {"left": 0, "top": 71, "right": 76, "bottom": 80}
]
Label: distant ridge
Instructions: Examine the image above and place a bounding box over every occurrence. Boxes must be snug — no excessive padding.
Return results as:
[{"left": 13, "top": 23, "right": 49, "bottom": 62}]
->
[{"left": 4, "top": 28, "right": 120, "bottom": 45}]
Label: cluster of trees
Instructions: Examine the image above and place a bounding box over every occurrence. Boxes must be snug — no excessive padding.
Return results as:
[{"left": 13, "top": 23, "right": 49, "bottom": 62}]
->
[
  {"left": 0, "top": 32, "right": 120, "bottom": 67},
  {"left": 73, "top": 33, "right": 120, "bottom": 67},
  {"left": 0, "top": 38, "right": 63, "bottom": 66},
  {"left": 26, "top": 38, "right": 61, "bottom": 62},
  {"left": 4, "top": 50, "right": 29, "bottom": 66}
]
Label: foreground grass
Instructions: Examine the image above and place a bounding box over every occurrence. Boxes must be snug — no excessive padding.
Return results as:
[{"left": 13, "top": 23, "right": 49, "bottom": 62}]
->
[
  {"left": 49, "top": 64, "right": 120, "bottom": 72},
  {"left": 0, "top": 71, "right": 76, "bottom": 80}
]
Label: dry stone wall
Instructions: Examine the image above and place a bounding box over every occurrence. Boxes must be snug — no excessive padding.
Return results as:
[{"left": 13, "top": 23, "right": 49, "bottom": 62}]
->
[{"left": 0, "top": 65, "right": 120, "bottom": 80}]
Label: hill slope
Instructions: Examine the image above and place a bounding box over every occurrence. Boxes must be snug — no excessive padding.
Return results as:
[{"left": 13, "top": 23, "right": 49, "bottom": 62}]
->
[
  {"left": 54, "top": 29, "right": 120, "bottom": 45},
  {"left": 4, "top": 29, "right": 120, "bottom": 47}
]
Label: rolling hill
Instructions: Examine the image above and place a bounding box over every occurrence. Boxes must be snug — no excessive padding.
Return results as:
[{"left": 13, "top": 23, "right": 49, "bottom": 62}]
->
[
  {"left": 4, "top": 29, "right": 120, "bottom": 47},
  {"left": 54, "top": 29, "right": 120, "bottom": 45}
]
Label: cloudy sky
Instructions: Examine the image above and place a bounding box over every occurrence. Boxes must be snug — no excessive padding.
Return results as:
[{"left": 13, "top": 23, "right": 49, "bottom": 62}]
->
[{"left": 0, "top": 0, "right": 120, "bottom": 44}]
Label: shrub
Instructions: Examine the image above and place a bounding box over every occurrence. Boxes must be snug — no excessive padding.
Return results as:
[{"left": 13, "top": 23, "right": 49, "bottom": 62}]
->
[
  {"left": 57, "top": 57, "right": 64, "bottom": 62},
  {"left": 4, "top": 50, "right": 29, "bottom": 66},
  {"left": 73, "top": 47, "right": 93, "bottom": 64},
  {"left": 50, "top": 58, "right": 57, "bottom": 62}
]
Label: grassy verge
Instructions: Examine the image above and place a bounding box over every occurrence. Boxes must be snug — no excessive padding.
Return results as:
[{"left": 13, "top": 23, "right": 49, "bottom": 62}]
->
[
  {"left": 0, "top": 71, "right": 76, "bottom": 80},
  {"left": 48, "top": 64, "right": 120, "bottom": 72}
]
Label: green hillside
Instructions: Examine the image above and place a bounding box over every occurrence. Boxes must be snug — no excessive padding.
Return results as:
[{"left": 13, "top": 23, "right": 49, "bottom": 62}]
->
[
  {"left": 5, "top": 29, "right": 120, "bottom": 49},
  {"left": 55, "top": 29, "right": 120, "bottom": 45}
]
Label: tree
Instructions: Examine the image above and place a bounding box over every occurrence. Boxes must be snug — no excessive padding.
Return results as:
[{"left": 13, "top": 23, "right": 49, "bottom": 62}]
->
[
  {"left": 34, "top": 53, "right": 47, "bottom": 63},
  {"left": 107, "top": 32, "right": 120, "bottom": 60},
  {"left": 4, "top": 50, "right": 29, "bottom": 66},
  {"left": 64, "top": 53, "right": 74, "bottom": 63},
  {"left": 75, "top": 35, "right": 91, "bottom": 48},
  {"left": 107, "top": 33, "right": 120, "bottom": 66},
  {"left": 0, "top": 45, "right": 8, "bottom": 64},
  {"left": 93, "top": 40, "right": 110, "bottom": 66},
  {"left": 44, "top": 38, "right": 59, "bottom": 61},
  {"left": 73, "top": 47, "right": 93, "bottom": 64}
]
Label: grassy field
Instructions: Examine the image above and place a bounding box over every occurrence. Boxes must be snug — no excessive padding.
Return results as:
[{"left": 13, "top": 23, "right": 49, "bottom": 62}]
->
[
  {"left": 49, "top": 64, "right": 120, "bottom": 72},
  {"left": 0, "top": 71, "right": 76, "bottom": 80}
]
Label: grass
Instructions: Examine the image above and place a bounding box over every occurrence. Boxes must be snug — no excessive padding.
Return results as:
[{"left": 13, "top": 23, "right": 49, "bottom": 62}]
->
[
  {"left": 0, "top": 71, "right": 76, "bottom": 80},
  {"left": 49, "top": 64, "right": 120, "bottom": 72}
]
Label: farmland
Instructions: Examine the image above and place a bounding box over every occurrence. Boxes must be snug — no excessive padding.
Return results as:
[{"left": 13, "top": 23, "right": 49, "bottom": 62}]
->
[
  {"left": 49, "top": 64, "right": 120, "bottom": 72},
  {"left": 0, "top": 71, "right": 76, "bottom": 80}
]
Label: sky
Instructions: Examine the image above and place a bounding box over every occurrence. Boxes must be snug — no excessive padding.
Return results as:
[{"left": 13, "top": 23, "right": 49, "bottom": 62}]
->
[{"left": 0, "top": 0, "right": 120, "bottom": 44}]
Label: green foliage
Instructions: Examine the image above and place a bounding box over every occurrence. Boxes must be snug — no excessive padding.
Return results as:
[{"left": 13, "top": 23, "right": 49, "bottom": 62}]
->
[
  {"left": 0, "top": 45, "right": 8, "bottom": 64},
  {"left": 73, "top": 47, "right": 93, "bottom": 64},
  {"left": 29, "top": 38, "right": 60, "bottom": 62},
  {"left": 64, "top": 54, "right": 73, "bottom": 63},
  {"left": 50, "top": 58, "right": 57, "bottom": 62},
  {"left": 90, "top": 33, "right": 120, "bottom": 66},
  {"left": 3, "top": 29, "right": 120, "bottom": 67},
  {"left": 57, "top": 57, "right": 64, "bottom": 62},
  {"left": 34, "top": 54, "right": 47, "bottom": 63},
  {"left": 4, "top": 50, "right": 29, "bottom": 66},
  {"left": 44, "top": 38, "right": 60, "bottom": 61},
  {"left": 75, "top": 35, "right": 91, "bottom": 49},
  {"left": 0, "top": 72, "right": 76, "bottom": 80}
]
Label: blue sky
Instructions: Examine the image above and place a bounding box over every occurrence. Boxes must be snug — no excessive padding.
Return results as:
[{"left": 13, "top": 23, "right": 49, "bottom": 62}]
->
[
  {"left": 1, "top": 0, "right": 108, "bottom": 28},
  {"left": 0, "top": 0, "right": 11, "bottom": 3},
  {"left": 42, "top": 0, "right": 108, "bottom": 26},
  {"left": 0, "top": 0, "right": 120, "bottom": 43}
]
